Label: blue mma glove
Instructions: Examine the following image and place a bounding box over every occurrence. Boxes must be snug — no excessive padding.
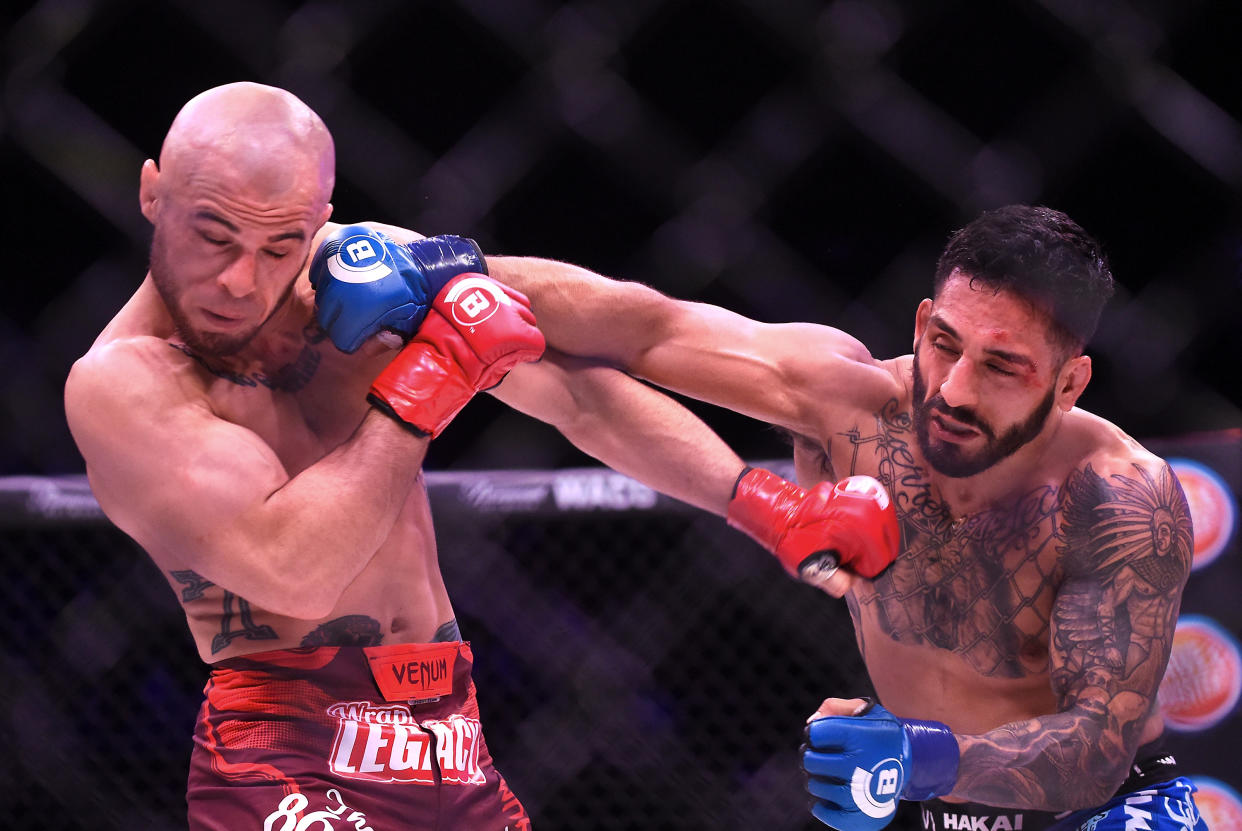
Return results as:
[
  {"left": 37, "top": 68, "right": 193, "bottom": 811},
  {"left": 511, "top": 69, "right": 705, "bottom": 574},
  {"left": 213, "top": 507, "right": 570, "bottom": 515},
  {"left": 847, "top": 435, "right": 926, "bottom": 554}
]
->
[
  {"left": 309, "top": 224, "right": 487, "bottom": 353},
  {"left": 803, "top": 701, "right": 959, "bottom": 831}
]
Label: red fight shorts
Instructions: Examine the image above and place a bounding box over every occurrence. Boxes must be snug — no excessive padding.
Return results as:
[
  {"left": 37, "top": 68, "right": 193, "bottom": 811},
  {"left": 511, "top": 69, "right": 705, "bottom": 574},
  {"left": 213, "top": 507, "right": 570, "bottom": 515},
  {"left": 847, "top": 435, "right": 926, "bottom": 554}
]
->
[{"left": 187, "top": 642, "right": 530, "bottom": 831}]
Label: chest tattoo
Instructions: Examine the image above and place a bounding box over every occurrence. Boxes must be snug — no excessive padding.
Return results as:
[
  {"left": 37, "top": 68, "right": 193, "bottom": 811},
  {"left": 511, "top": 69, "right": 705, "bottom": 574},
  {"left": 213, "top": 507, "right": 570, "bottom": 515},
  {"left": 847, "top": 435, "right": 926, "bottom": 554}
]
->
[
  {"left": 843, "top": 402, "right": 1062, "bottom": 678},
  {"left": 837, "top": 402, "right": 1193, "bottom": 685}
]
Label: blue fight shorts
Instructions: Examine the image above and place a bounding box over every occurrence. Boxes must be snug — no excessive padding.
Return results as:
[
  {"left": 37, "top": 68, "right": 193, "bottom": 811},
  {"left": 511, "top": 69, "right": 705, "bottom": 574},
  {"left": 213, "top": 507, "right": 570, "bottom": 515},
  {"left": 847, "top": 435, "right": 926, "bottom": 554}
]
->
[
  {"left": 1051, "top": 778, "right": 1205, "bottom": 831},
  {"left": 919, "top": 748, "right": 1206, "bottom": 831}
]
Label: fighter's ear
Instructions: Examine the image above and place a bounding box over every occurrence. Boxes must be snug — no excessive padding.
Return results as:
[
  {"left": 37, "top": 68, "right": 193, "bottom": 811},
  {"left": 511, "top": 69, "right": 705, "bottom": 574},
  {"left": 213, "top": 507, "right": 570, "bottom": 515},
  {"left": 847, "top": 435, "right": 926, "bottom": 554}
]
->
[
  {"left": 913, "top": 298, "right": 933, "bottom": 350},
  {"left": 1056, "top": 354, "right": 1092, "bottom": 412},
  {"left": 139, "top": 159, "right": 160, "bottom": 223}
]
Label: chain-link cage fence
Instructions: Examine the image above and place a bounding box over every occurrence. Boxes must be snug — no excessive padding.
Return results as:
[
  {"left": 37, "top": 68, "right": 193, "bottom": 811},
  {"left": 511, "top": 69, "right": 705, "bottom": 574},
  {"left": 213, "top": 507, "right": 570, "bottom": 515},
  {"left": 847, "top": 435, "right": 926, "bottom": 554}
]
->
[
  {"left": 1, "top": 469, "right": 912, "bottom": 831},
  {"left": 5, "top": 0, "right": 1242, "bottom": 477},
  {"left": 5, "top": 0, "right": 1242, "bottom": 826}
]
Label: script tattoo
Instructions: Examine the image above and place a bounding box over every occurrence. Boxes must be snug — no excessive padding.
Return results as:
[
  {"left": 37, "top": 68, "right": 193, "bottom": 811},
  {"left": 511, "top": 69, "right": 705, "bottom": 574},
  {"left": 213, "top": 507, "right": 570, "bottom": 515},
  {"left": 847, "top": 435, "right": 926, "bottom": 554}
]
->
[
  {"left": 169, "top": 570, "right": 279, "bottom": 654},
  {"left": 954, "top": 463, "right": 1193, "bottom": 808},
  {"left": 850, "top": 401, "right": 1060, "bottom": 677}
]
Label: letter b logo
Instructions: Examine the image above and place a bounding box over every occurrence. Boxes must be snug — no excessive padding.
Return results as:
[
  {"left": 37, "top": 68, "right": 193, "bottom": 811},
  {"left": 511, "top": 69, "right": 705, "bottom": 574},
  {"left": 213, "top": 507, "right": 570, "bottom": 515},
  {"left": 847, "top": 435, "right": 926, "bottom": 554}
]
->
[
  {"left": 325, "top": 230, "right": 393, "bottom": 284},
  {"left": 460, "top": 289, "right": 492, "bottom": 319},
  {"left": 852, "top": 758, "right": 904, "bottom": 819},
  {"left": 444, "top": 276, "right": 508, "bottom": 327},
  {"left": 345, "top": 239, "right": 378, "bottom": 264}
]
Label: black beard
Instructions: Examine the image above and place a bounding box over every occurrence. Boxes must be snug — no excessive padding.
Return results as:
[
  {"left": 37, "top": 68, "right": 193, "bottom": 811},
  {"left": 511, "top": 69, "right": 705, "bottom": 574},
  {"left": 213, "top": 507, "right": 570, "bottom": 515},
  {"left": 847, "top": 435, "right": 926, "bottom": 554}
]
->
[{"left": 911, "top": 348, "right": 1055, "bottom": 478}]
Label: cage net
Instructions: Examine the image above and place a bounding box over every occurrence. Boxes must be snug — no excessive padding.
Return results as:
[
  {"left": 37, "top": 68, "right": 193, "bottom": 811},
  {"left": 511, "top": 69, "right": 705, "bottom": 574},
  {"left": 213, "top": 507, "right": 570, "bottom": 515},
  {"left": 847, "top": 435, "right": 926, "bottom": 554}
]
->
[
  {"left": 6, "top": 0, "right": 1242, "bottom": 477},
  {"left": 0, "top": 469, "right": 902, "bottom": 831}
]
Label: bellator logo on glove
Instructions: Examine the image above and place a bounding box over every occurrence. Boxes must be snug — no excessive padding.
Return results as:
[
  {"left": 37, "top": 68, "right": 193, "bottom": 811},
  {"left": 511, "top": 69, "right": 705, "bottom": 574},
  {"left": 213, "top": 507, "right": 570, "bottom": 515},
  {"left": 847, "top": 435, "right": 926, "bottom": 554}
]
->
[{"left": 442, "top": 276, "right": 511, "bottom": 329}]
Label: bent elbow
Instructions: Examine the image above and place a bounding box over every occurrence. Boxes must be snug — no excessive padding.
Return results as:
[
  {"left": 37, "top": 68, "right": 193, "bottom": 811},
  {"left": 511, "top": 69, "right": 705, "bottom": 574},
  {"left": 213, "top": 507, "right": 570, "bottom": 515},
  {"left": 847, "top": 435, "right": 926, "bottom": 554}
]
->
[
  {"left": 277, "top": 597, "right": 340, "bottom": 622},
  {"left": 242, "top": 572, "right": 344, "bottom": 621},
  {"left": 268, "top": 585, "right": 343, "bottom": 621}
]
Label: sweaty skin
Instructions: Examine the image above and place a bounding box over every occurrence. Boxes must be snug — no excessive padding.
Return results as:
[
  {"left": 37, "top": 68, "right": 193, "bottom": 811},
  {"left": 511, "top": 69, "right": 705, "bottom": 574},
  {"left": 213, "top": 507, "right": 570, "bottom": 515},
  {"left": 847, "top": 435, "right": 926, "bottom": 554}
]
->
[
  {"left": 489, "top": 258, "right": 1193, "bottom": 812},
  {"left": 65, "top": 83, "right": 746, "bottom": 664}
]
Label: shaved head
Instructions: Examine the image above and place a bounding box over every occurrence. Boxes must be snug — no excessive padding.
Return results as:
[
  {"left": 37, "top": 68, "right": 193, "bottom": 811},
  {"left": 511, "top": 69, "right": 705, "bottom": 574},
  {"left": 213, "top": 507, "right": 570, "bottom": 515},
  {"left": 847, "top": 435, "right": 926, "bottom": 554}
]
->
[
  {"left": 158, "top": 82, "right": 334, "bottom": 208},
  {"left": 141, "top": 83, "right": 337, "bottom": 358}
]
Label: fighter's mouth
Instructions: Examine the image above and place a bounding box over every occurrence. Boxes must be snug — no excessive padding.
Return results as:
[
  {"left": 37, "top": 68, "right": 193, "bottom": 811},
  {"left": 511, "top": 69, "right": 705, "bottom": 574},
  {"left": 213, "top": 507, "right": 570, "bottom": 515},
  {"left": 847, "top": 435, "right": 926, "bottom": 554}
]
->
[
  {"left": 202, "top": 308, "right": 247, "bottom": 327},
  {"left": 930, "top": 412, "right": 980, "bottom": 440}
]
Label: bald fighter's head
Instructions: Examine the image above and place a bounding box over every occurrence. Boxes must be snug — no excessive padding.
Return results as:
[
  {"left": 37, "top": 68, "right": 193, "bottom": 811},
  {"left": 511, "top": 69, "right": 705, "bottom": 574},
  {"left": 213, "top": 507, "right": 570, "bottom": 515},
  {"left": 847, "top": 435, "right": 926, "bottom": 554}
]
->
[
  {"left": 156, "top": 81, "right": 335, "bottom": 209},
  {"left": 140, "top": 83, "right": 336, "bottom": 357}
]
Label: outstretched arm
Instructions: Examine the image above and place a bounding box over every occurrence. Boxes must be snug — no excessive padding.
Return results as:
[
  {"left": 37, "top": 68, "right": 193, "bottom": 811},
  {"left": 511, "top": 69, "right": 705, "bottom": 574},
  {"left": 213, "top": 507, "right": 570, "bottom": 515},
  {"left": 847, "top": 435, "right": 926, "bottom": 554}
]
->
[
  {"left": 490, "top": 350, "right": 745, "bottom": 515},
  {"left": 488, "top": 256, "right": 885, "bottom": 438},
  {"left": 491, "top": 353, "right": 899, "bottom": 589}
]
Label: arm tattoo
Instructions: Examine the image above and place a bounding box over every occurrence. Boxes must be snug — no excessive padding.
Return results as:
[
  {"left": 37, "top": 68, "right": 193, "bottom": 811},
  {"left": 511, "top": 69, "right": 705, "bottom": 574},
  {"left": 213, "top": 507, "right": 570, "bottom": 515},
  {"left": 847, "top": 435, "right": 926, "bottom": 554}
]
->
[{"left": 954, "top": 463, "right": 1193, "bottom": 809}]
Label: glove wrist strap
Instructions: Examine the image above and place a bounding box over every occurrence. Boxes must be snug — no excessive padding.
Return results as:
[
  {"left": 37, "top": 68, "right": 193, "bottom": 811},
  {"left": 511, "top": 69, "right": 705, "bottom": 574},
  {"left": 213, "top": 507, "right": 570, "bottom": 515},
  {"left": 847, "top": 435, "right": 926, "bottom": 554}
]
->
[
  {"left": 369, "top": 344, "right": 475, "bottom": 438},
  {"left": 406, "top": 235, "right": 488, "bottom": 290},
  {"left": 366, "top": 393, "right": 431, "bottom": 438},
  {"left": 726, "top": 467, "right": 803, "bottom": 554},
  {"left": 900, "top": 719, "right": 960, "bottom": 800}
]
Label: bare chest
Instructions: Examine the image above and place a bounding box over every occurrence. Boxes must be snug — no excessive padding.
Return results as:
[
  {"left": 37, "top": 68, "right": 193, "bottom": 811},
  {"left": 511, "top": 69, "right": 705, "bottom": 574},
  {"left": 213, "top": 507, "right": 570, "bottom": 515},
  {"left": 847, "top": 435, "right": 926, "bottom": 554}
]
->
[
  {"left": 802, "top": 406, "right": 1066, "bottom": 679},
  {"left": 190, "top": 342, "right": 374, "bottom": 475},
  {"left": 864, "top": 499, "right": 1063, "bottom": 678}
]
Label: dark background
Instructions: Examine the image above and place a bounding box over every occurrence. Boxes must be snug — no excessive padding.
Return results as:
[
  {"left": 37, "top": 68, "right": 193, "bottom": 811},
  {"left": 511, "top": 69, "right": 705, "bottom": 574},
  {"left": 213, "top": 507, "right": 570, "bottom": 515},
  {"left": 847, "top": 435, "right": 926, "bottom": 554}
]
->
[
  {"left": 3, "top": 0, "right": 1242, "bottom": 476},
  {"left": 2, "top": 1, "right": 1242, "bottom": 829}
]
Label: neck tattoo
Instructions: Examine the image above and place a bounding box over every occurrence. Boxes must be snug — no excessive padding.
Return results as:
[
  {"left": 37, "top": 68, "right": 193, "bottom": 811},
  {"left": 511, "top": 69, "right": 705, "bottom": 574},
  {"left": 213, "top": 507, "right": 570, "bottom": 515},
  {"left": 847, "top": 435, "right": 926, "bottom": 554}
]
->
[{"left": 169, "top": 328, "right": 322, "bottom": 393}]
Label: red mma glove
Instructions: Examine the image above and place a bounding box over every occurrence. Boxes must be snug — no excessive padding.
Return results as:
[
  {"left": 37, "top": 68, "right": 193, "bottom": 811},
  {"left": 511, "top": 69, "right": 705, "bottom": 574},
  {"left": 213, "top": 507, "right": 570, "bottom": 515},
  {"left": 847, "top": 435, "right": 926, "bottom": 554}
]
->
[
  {"left": 368, "top": 274, "right": 546, "bottom": 437},
  {"left": 727, "top": 467, "right": 900, "bottom": 583}
]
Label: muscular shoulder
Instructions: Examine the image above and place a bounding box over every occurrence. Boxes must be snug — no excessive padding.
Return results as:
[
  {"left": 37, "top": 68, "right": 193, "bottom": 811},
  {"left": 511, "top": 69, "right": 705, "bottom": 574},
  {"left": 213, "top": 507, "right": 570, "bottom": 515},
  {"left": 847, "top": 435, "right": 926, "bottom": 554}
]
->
[
  {"left": 1061, "top": 408, "right": 1169, "bottom": 483},
  {"left": 69, "top": 335, "right": 205, "bottom": 409},
  {"left": 66, "top": 335, "right": 211, "bottom": 468},
  {"left": 1057, "top": 409, "right": 1192, "bottom": 578},
  {"left": 779, "top": 327, "right": 904, "bottom": 415}
]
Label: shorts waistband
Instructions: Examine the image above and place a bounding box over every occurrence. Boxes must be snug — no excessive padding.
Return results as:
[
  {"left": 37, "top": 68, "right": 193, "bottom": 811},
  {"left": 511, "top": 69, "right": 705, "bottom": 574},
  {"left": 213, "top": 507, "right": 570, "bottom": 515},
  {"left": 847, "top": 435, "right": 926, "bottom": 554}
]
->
[
  {"left": 206, "top": 642, "right": 477, "bottom": 712},
  {"left": 919, "top": 745, "right": 1188, "bottom": 831},
  {"left": 919, "top": 799, "right": 1063, "bottom": 831},
  {"left": 213, "top": 641, "right": 474, "bottom": 670},
  {"left": 1113, "top": 746, "right": 1181, "bottom": 797}
]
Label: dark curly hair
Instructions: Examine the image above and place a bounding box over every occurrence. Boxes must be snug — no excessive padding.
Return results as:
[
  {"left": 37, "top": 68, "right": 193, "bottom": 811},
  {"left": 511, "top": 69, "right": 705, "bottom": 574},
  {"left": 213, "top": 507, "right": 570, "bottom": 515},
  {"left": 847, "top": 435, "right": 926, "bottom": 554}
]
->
[{"left": 934, "top": 205, "right": 1115, "bottom": 354}]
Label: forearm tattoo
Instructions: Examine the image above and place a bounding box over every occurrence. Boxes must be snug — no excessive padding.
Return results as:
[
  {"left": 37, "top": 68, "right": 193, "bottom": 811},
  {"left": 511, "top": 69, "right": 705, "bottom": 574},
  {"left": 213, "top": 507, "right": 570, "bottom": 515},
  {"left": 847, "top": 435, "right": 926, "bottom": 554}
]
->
[{"left": 954, "top": 464, "right": 1193, "bottom": 808}]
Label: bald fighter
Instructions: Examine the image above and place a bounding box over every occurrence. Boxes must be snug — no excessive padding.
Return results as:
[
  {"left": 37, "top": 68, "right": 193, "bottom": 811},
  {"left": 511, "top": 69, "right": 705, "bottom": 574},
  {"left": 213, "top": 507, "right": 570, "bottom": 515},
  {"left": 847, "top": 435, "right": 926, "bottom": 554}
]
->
[
  {"left": 64, "top": 83, "right": 898, "bottom": 829},
  {"left": 489, "top": 205, "right": 1207, "bottom": 831}
]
